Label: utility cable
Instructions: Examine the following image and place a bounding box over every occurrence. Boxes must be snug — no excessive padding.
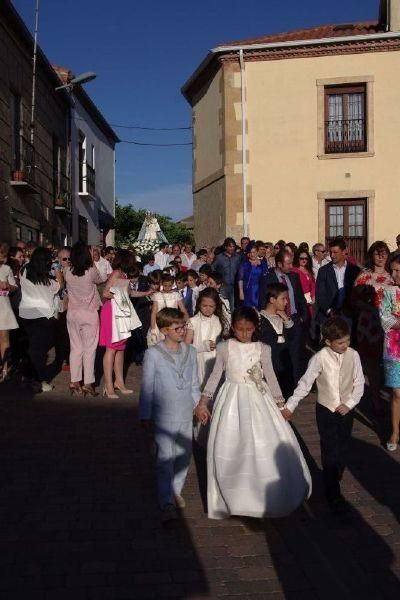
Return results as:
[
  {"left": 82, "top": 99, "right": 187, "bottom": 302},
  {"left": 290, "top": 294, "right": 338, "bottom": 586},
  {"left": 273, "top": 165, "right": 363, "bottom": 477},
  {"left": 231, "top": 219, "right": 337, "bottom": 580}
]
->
[
  {"left": 118, "top": 139, "right": 192, "bottom": 146},
  {"left": 76, "top": 117, "right": 191, "bottom": 131}
]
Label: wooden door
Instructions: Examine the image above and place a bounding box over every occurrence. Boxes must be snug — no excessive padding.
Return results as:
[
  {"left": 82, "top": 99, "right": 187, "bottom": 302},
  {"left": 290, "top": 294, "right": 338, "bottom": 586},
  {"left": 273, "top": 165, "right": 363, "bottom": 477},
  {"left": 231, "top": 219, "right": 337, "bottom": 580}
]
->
[{"left": 325, "top": 199, "right": 367, "bottom": 264}]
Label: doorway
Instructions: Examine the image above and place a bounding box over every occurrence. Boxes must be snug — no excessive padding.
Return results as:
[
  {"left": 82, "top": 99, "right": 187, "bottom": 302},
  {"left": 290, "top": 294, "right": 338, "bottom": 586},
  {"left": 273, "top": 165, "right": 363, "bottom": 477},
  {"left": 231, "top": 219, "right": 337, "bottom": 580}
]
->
[{"left": 325, "top": 198, "right": 367, "bottom": 264}]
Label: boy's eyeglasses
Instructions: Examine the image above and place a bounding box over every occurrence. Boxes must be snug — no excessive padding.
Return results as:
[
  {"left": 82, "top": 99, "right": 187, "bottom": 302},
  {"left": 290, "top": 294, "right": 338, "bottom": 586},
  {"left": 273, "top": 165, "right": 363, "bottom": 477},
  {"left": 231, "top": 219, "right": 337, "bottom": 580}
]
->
[{"left": 169, "top": 325, "right": 187, "bottom": 333}]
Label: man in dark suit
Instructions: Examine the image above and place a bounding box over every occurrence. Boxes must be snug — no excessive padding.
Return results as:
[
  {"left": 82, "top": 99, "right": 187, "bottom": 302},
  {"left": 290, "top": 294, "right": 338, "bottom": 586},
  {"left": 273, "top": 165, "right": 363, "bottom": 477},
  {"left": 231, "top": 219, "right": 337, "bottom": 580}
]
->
[
  {"left": 259, "top": 250, "right": 308, "bottom": 384},
  {"left": 316, "top": 238, "right": 360, "bottom": 327}
]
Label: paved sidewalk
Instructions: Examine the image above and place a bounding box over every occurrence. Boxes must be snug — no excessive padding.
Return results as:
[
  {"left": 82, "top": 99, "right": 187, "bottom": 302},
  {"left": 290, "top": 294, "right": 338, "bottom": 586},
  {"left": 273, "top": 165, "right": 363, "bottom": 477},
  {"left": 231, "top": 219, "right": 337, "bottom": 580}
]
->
[{"left": 0, "top": 366, "right": 399, "bottom": 599}]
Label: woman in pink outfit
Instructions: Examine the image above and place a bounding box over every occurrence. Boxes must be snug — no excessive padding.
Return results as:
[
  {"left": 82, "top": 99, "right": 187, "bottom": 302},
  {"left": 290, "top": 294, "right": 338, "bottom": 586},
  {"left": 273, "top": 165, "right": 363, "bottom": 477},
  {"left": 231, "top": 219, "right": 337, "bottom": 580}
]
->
[
  {"left": 65, "top": 242, "right": 106, "bottom": 396},
  {"left": 292, "top": 250, "right": 316, "bottom": 322},
  {"left": 99, "top": 249, "right": 137, "bottom": 398}
]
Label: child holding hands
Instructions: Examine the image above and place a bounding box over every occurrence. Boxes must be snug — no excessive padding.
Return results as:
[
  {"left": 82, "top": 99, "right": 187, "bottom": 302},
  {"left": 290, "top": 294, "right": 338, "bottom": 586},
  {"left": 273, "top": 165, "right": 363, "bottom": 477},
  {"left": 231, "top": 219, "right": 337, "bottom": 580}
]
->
[
  {"left": 196, "top": 307, "right": 311, "bottom": 520},
  {"left": 282, "top": 316, "right": 364, "bottom": 515},
  {"left": 139, "top": 308, "right": 200, "bottom": 522}
]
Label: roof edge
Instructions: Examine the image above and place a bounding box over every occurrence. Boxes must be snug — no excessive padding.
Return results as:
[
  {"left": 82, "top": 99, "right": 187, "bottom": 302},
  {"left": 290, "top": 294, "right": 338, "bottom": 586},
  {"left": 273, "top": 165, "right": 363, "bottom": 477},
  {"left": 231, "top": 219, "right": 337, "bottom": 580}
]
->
[
  {"left": 52, "top": 66, "right": 119, "bottom": 144},
  {"left": 74, "top": 86, "right": 120, "bottom": 144},
  {"left": 182, "top": 29, "right": 400, "bottom": 101}
]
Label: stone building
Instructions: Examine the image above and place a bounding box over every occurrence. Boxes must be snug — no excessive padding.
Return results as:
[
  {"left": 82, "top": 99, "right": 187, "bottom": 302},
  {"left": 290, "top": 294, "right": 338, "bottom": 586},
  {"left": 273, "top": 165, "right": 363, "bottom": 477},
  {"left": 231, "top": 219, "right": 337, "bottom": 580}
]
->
[
  {"left": 0, "top": 0, "right": 71, "bottom": 246},
  {"left": 182, "top": 0, "right": 400, "bottom": 262}
]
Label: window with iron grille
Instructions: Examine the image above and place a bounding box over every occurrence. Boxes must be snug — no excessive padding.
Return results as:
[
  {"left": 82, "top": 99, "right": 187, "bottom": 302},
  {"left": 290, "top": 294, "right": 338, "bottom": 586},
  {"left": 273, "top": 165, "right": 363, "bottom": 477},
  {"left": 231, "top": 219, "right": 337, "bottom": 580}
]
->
[{"left": 324, "top": 84, "right": 366, "bottom": 153}]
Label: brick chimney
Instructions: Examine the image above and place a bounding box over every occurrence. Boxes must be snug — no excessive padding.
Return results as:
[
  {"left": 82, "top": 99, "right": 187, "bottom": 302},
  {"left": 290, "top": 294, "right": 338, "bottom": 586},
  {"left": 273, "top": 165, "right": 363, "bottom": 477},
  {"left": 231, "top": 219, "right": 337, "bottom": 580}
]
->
[{"left": 380, "top": 0, "right": 400, "bottom": 31}]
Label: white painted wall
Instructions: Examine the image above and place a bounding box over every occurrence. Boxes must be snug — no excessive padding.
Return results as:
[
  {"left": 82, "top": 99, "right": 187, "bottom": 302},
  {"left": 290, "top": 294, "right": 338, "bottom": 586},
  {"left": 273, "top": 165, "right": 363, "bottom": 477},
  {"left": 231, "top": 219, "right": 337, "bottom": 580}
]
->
[{"left": 70, "top": 96, "right": 116, "bottom": 246}]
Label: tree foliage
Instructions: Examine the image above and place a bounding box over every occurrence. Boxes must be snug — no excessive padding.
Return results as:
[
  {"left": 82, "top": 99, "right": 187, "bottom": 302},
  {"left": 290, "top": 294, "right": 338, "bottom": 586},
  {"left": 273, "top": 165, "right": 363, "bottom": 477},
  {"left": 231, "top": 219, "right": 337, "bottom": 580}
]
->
[{"left": 115, "top": 202, "right": 194, "bottom": 247}]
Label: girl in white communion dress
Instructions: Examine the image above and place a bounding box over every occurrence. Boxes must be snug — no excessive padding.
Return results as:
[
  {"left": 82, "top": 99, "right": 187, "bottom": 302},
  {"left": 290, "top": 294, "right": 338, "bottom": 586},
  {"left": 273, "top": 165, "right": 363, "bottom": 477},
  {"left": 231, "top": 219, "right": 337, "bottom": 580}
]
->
[
  {"left": 185, "top": 288, "right": 223, "bottom": 390},
  {"left": 195, "top": 307, "right": 312, "bottom": 520}
]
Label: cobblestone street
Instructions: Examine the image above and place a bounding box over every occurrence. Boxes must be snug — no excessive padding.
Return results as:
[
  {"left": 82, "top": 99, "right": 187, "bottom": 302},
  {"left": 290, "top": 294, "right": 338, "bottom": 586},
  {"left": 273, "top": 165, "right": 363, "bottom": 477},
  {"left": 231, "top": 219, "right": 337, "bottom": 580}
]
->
[{"left": 0, "top": 365, "right": 399, "bottom": 599}]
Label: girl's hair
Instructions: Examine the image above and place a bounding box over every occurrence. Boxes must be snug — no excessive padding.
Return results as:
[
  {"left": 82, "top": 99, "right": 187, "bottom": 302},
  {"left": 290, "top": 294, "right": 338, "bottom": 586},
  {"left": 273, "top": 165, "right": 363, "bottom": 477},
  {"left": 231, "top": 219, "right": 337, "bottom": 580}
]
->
[
  {"left": 199, "top": 264, "right": 212, "bottom": 276},
  {"left": 230, "top": 306, "right": 260, "bottom": 341},
  {"left": 208, "top": 271, "right": 223, "bottom": 286},
  {"left": 285, "top": 242, "right": 297, "bottom": 254},
  {"left": 195, "top": 287, "right": 223, "bottom": 324},
  {"left": 147, "top": 270, "right": 161, "bottom": 285},
  {"left": 127, "top": 265, "right": 140, "bottom": 279},
  {"left": 7, "top": 246, "right": 21, "bottom": 260},
  {"left": 113, "top": 249, "right": 136, "bottom": 274},
  {"left": 293, "top": 249, "right": 313, "bottom": 275},
  {"left": 186, "top": 269, "right": 198, "bottom": 281},
  {"left": 196, "top": 249, "right": 207, "bottom": 259},
  {"left": 25, "top": 247, "right": 52, "bottom": 285},
  {"left": 298, "top": 242, "right": 310, "bottom": 253},
  {"left": 175, "top": 272, "right": 188, "bottom": 283},
  {"left": 364, "top": 240, "right": 390, "bottom": 270},
  {"left": 264, "top": 282, "right": 288, "bottom": 304},
  {"left": 7, "top": 246, "right": 22, "bottom": 276},
  {"left": 161, "top": 273, "right": 174, "bottom": 284},
  {"left": 70, "top": 241, "right": 92, "bottom": 277},
  {"left": 0, "top": 242, "right": 9, "bottom": 256}
]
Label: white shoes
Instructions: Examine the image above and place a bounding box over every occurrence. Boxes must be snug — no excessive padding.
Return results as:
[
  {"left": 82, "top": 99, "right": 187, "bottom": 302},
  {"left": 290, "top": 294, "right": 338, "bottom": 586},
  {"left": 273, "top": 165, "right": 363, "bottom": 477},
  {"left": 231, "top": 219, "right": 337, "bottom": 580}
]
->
[
  {"left": 114, "top": 385, "right": 133, "bottom": 395},
  {"left": 41, "top": 381, "right": 54, "bottom": 392},
  {"left": 386, "top": 439, "right": 399, "bottom": 452}
]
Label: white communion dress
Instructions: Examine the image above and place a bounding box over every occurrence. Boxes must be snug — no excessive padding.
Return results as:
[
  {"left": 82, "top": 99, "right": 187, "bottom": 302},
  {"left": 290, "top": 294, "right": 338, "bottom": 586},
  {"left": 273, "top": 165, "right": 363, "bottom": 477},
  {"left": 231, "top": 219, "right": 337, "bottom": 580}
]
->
[
  {"left": 203, "top": 339, "right": 312, "bottom": 520},
  {"left": 187, "top": 313, "right": 222, "bottom": 389},
  {"left": 0, "top": 265, "right": 18, "bottom": 330},
  {"left": 147, "top": 291, "right": 181, "bottom": 347}
]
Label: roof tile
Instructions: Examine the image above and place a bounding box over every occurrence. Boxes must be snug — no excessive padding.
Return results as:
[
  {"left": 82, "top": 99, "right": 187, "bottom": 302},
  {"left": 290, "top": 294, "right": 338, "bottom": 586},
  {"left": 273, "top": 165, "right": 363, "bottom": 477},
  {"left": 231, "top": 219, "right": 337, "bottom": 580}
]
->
[{"left": 219, "top": 21, "right": 384, "bottom": 48}]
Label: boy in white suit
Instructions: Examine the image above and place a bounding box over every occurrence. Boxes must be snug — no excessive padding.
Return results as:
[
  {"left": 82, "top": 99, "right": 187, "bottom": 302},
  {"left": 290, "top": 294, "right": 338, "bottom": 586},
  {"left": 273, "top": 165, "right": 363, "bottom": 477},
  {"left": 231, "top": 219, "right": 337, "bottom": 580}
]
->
[{"left": 282, "top": 317, "right": 364, "bottom": 515}]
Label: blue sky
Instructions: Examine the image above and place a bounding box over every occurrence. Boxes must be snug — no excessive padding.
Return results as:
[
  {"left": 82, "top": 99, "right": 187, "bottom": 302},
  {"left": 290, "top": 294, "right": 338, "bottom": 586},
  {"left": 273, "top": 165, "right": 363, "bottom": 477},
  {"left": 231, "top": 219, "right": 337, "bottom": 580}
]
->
[{"left": 13, "top": 0, "right": 378, "bottom": 220}]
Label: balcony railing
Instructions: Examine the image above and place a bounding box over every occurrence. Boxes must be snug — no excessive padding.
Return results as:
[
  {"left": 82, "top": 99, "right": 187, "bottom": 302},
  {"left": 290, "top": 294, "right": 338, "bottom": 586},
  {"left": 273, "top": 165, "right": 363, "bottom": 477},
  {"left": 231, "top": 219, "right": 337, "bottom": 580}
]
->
[
  {"left": 86, "top": 164, "right": 96, "bottom": 196},
  {"left": 54, "top": 173, "right": 72, "bottom": 213},
  {"left": 325, "top": 118, "right": 366, "bottom": 153},
  {"left": 10, "top": 136, "right": 36, "bottom": 189}
]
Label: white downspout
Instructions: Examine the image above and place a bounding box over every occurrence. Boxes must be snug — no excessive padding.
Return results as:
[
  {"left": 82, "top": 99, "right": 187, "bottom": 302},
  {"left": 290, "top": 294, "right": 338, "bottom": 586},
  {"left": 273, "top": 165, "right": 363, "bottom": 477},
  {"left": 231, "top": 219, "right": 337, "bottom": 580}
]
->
[
  {"left": 239, "top": 49, "right": 248, "bottom": 237},
  {"left": 108, "top": 147, "right": 116, "bottom": 246}
]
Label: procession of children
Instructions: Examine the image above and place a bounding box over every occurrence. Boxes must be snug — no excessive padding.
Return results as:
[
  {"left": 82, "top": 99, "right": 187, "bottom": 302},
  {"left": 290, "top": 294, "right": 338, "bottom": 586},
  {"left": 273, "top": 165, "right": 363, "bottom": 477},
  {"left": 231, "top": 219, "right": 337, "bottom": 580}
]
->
[{"left": 139, "top": 276, "right": 365, "bottom": 522}]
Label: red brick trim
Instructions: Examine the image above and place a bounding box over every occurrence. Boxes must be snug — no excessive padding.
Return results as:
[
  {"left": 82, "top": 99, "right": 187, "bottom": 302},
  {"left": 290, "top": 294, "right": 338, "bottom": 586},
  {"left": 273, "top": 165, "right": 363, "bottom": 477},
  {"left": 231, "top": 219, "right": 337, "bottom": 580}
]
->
[{"left": 184, "top": 38, "right": 400, "bottom": 104}]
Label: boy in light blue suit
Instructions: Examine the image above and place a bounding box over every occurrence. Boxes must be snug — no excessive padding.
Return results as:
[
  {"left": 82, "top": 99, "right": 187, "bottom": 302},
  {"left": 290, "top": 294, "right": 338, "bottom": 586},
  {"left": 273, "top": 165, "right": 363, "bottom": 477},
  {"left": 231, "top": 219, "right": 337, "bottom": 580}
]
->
[{"left": 139, "top": 307, "right": 200, "bottom": 521}]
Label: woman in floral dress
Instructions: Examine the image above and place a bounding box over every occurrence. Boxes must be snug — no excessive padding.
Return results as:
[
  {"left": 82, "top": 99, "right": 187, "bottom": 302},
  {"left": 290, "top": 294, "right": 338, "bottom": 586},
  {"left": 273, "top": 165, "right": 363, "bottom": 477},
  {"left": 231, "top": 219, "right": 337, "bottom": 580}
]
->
[{"left": 380, "top": 254, "right": 400, "bottom": 451}]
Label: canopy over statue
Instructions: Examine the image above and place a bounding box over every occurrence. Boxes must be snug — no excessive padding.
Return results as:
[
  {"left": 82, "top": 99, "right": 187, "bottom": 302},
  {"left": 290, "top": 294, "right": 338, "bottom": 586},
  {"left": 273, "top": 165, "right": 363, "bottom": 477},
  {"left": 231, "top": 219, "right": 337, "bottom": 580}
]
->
[{"left": 137, "top": 211, "right": 168, "bottom": 244}]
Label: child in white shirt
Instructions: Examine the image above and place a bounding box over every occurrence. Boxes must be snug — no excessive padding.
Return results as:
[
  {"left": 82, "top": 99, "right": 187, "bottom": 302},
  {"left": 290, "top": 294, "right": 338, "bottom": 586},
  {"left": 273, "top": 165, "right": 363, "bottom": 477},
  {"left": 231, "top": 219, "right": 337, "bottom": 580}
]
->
[{"left": 282, "top": 316, "right": 364, "bottom": 515}]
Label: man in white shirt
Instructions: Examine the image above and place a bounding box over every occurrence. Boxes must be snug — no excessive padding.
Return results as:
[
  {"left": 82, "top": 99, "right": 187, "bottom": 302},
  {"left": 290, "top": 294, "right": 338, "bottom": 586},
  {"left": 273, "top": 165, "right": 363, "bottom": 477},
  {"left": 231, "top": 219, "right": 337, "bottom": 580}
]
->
[
  {"left": 312, "top": 243, "right": 330, "bottom": 279},
  {"left": 143, "top": 254, "right": 161, "bottom": 276},
  {"left": 92, "top": 246, "right": 112, "bottom": 280},
  {"left": 315, "top": 238, "right": 360, "bottom": 327},
  {"left": 180, "top": 243, "right": 197, "bottom": 270},
  {"left": 154, "top": 243, "right": 169, "bottom": 270}
]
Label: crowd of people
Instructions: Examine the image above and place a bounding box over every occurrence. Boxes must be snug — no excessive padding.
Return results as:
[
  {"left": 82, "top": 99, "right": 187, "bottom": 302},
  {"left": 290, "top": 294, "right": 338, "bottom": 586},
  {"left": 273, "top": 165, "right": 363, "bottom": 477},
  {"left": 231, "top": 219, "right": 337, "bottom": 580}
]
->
[{"left": 1, "top": 233, "right": 400, "bottom": 521}]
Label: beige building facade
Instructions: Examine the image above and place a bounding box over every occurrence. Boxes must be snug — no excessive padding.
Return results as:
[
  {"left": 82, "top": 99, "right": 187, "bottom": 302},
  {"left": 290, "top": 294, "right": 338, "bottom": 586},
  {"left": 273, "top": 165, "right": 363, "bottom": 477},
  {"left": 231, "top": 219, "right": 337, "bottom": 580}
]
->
[{"left": 183, "top": 0, "right": 400, "bottom": 262}]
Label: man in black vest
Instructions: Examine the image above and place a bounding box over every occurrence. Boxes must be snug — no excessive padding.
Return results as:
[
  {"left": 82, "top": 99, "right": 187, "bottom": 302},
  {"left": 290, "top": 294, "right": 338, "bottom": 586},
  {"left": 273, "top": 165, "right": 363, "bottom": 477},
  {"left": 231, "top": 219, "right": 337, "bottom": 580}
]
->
[{"left": 259, "top": 250, "right": 307, "bottom": 385}]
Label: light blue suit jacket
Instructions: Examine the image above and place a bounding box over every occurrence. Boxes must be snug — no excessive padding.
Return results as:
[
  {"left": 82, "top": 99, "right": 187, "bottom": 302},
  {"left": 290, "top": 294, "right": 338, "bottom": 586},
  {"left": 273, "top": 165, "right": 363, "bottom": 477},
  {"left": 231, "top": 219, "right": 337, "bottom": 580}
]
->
[{"left": 139, "top": 342, "right": 200, "bottom": 423}]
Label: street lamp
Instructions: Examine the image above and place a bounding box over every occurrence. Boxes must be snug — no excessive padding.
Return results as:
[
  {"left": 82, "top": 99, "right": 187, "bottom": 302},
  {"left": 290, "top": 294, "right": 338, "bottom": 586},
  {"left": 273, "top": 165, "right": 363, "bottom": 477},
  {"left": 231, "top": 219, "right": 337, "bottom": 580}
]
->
[{"left": 55, "top": 72, "right": 97, "bottom": 92}]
